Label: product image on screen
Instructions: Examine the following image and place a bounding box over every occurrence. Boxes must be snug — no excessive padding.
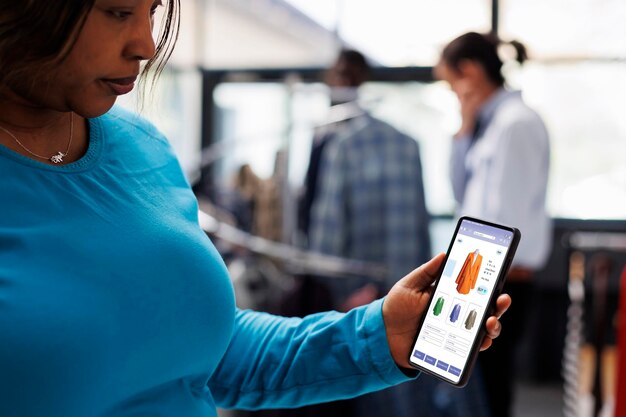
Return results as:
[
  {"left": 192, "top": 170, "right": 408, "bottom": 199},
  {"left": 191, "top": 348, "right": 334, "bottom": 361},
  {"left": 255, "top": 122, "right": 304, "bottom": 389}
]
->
[{"left": 410, "top": 219, "right": 514, "bottom": 384}]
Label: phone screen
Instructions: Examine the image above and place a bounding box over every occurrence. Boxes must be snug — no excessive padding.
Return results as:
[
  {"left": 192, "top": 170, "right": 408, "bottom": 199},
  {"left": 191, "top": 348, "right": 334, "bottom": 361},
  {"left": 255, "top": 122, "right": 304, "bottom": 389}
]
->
[{"left": 409, "top": 218, "right": 516, "bottom": 384}]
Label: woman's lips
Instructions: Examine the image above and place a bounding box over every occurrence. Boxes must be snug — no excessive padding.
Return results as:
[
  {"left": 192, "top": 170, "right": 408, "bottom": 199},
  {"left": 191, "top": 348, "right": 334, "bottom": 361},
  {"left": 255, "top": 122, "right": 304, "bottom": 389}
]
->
[{"left": 102, "top": 76, "right": 137, "bottom": 95}]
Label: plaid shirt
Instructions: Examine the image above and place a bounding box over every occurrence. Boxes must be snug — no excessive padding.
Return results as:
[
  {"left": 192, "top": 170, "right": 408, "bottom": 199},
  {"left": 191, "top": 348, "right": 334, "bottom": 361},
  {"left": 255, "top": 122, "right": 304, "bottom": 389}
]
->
[{"left": 309, "top": 114, "right": 431, "bottom": 301}]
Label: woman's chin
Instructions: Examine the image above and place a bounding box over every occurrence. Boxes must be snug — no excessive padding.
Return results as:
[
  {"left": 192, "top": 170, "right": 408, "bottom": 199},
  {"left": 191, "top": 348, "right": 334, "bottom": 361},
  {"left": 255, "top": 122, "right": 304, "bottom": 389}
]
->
[{"left": 76, "top": 97, "right": 118, "bottom": 119}]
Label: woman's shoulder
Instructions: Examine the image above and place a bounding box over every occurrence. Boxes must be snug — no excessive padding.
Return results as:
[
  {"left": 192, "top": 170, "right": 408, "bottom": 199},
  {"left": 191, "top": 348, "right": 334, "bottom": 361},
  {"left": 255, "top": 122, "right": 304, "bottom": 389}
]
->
[
  {"left": 92, "top": 106, "right": 181, "bottom": 171},
  {"left": 97, "top": 106, "right": 168, "bottom": 144},
  {"left": 498, "top": 92, "right": 544, "bottom": 123},
  {"left": 491, "top": 92, "right": 547, "bottom": 139}
]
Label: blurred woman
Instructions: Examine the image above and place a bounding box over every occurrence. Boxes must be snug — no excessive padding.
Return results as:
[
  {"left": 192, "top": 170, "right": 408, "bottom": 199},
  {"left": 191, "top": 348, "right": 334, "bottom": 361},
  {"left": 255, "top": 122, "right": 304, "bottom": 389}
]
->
[{"left": 436, "top": 32, "right": 551, "bottom": 417}]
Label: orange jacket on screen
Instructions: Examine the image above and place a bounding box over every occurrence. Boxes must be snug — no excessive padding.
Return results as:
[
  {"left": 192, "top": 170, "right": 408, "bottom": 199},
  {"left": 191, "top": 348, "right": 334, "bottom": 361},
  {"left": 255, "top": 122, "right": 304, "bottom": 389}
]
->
[{"left": 455, "top": 251, "right": 483, "bottom": 294}]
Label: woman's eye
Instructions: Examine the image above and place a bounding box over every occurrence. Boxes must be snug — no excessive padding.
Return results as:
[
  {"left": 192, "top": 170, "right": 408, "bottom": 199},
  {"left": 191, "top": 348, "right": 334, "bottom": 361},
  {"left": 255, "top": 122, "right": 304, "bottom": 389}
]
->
[{"left": 108, "top": 10, "right": 132, "bottom": 20}]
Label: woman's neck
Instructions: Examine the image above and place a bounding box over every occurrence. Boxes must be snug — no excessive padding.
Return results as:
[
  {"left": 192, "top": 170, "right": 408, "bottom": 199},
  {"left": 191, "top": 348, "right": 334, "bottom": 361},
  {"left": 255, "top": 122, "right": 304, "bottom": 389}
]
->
[
  {"left": 474, "top": 82, "right": 501, "bottom": 110},
  {"left": 0, "top": 87, "right": 89, "bottom": 164},
  {"left": 0, "top": 86, "right": 69, "bottom": 132}
]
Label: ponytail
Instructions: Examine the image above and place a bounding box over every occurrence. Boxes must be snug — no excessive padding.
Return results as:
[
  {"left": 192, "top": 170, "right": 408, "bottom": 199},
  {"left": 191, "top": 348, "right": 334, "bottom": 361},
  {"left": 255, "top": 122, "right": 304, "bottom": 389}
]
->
[
  {"left": 441, "top": 32, "right": 528, "bottom": 87},
  {"left": 507, "top": 40, "right": 528, "bottom": 64}
]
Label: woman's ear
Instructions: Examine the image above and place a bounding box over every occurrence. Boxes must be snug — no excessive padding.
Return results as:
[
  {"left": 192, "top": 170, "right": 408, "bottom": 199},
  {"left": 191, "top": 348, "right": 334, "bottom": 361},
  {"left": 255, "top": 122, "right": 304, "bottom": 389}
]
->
[{"left": 457, "top": 59, "right": 483, "bottom": 81}]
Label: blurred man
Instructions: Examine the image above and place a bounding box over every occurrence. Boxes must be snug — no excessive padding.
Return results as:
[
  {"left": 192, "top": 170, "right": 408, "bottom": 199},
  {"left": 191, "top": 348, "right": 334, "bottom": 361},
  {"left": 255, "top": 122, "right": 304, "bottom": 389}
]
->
[{"left": 308, "top": 49, "right": 434, "bottom": 417}]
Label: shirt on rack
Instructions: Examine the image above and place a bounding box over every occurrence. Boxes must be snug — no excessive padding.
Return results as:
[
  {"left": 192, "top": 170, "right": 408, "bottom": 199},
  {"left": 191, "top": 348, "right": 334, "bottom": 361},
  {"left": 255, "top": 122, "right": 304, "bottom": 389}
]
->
[
  {"left": 299, "top": 105, "right": 368, "bottom": 239},
  {"left": 450, "top": 89, "right": 551, "bottom": 270},
  {"left": 309, "top": 113, "right": 431, "bottom": 303}
]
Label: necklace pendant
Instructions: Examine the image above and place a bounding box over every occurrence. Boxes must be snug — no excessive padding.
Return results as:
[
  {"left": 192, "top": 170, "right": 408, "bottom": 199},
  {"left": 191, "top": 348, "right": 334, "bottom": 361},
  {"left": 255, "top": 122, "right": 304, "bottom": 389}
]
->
[{"left": 50, "top": 152, "right": 66, "bottom": 164}]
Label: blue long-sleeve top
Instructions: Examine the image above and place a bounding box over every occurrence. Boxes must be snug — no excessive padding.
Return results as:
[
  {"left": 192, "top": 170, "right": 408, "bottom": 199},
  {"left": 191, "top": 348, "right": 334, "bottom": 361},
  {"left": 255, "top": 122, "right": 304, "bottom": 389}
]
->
[{"left": 0, "top": 107, "right": 413, "bottom": 417}]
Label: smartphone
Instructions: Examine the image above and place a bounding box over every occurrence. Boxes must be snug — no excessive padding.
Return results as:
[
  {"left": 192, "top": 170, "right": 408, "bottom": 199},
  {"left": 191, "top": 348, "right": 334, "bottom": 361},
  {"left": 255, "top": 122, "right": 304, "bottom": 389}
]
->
[{"left": 408, "top": 216, "right": 521, "bottom": 387}]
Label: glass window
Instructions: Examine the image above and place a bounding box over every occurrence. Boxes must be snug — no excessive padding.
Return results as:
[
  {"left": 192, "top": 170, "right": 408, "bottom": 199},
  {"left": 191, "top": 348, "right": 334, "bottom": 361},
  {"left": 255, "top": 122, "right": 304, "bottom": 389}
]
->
[
  {"left": 210, "top": 68, "right": 626, "bottom": 221},
  {"left": 474, "top": 0, "right": 626, "bottom": 219},
  {"left": 211, "top": 82, "right": 331, "bottom": 184},
  {"left": 210, "top": 80, "right": 460, "bottom": 216},
  {"left": 500, "top": 0, "right": 626, "bottom": 59},
  {"left": 212, "top": 83, "right": 291, "bottom": 180},
  {"left": 519, "top": 62, "right": 626, "bottom": 219}
]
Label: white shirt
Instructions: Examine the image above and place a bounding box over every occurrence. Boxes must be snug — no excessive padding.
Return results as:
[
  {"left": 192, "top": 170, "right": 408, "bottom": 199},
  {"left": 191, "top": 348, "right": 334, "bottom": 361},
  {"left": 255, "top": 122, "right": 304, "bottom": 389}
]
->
[{"left": 451, "top": 89, "right": 552, "bottom": 269}]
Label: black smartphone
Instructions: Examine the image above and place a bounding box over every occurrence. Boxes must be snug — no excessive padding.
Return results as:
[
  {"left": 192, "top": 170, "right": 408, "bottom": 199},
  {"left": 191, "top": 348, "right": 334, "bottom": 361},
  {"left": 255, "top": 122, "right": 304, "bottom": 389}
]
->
[{"left": 408, "top": 216, "right": 521, "bottom": 387}]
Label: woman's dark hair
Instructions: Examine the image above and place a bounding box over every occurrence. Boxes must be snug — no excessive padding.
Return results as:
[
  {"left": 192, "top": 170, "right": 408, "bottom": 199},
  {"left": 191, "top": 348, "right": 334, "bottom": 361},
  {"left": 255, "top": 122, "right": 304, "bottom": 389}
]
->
[
  {"left": 441, "top": 32, "right": 527, "bottom": 86},
  {"left": 143, "top": 0, "right": 180, "bottom": 89},
  {"left": 0, "top": 1, "right": 180, "bottom": 89}
]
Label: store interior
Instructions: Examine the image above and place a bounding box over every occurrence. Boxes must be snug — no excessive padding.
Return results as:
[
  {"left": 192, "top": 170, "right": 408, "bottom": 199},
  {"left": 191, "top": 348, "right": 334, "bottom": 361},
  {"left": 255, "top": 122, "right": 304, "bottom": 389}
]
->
[{"left": 117, "top": 1, "right": 626, "bottom": 416}]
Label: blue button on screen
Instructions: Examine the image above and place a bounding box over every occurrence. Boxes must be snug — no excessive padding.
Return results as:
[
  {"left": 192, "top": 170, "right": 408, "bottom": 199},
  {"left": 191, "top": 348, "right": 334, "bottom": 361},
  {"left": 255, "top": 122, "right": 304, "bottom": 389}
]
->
[
  {"left": 448, "top": 366, "right": 461, "bottom": 376},
  {"left": 425, "top": 355, "right": 436, "bottom": 366},
  {"left": 413, "top": 350, "right": 425, "bottom": 360},
  {"left": 436, "top": 360, "right": 449, "bottom": 371}
]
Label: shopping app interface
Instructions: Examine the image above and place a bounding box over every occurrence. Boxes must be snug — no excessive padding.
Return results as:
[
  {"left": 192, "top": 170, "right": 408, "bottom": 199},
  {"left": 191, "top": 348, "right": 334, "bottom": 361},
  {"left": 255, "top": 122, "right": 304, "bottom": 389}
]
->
[{"left": 411, "top": 219, "right": 514, "bottom": 383}]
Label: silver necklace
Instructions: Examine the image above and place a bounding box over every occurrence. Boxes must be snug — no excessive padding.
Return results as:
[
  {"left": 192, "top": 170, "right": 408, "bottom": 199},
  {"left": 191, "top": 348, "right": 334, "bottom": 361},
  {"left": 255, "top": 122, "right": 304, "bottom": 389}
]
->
[{"left": 0, "top": 113, "right": 74, "bottom": 164}]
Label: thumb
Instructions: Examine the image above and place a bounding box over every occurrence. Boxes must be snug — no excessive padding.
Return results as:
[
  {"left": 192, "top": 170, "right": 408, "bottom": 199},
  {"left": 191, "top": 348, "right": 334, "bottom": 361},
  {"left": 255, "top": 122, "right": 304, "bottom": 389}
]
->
[{"left": 400, "top": 253, "right": 446, "bottom": 290}]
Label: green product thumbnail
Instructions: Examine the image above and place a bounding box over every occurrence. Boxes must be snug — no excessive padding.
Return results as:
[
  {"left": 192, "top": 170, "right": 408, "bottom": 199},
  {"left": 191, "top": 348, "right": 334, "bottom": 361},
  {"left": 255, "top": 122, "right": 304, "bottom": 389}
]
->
[{"left": 433, "top": 297, "right": 445, "bottom": 316}]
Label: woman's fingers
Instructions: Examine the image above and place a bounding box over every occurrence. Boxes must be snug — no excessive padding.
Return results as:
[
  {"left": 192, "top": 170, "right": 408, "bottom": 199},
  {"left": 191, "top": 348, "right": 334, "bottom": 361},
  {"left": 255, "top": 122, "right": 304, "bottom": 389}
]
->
[
  {"left": 494, "top": 293, "right": 512, "bottom": 319},
  {"left": 479, "top": 294, "right": 511, "bottom": 351}
]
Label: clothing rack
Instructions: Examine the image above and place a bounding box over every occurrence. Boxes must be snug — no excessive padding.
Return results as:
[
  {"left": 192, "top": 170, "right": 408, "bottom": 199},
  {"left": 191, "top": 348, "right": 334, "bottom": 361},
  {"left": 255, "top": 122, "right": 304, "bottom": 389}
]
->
[
  {"left": 615, "top": 268, "right": 626, "bottom": 416},
  {"left": 562, "top": 231, "right": 626, "bottom": 417},
  {"left": 566, "top": 232, "right": 626, "bottom": 252},
  {"left": 198, "top": 209, "right": 387, "bottom": 281}
]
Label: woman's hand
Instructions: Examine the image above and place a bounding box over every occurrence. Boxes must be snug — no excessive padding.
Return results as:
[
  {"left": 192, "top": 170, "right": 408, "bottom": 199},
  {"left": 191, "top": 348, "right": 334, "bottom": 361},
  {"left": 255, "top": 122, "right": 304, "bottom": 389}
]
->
[
  {"left": 382, "top": 253, "right": 512, "bottom": 369},
  {"left": 453, "top": 80, "right": 483, "bottom": 139}
]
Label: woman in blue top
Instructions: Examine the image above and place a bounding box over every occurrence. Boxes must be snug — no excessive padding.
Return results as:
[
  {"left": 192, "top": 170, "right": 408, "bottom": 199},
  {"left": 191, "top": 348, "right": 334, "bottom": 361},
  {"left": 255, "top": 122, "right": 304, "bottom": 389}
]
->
[{"left": 0, "top": 2, "right": 511, "bottom": 416}]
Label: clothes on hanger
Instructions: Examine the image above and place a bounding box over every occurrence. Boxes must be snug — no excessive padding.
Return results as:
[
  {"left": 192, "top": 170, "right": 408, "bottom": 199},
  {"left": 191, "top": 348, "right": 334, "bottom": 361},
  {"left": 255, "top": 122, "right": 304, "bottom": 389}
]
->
[
  {"left": 298, "top": 102, "right": 367, "bottom": 239},
  {"left": 233, "top": 164, "right": 283, "bottom": 242},
  {"left": 298, "top": 127, "right": 339, "bottom": 237},
  {"left": 310, "top": 112, "right": 431, "bottom": 302},
  {"left": 433, "top": 297, "right": 445, "bottom": 316},
  {"left": 450, "top": 304, "right": 462, "bottom": 323},
  {"left": 465, "top": 309, "right": 478, "bottom": 330},
  {"left": 455, "top": 250, "right": 483, "bottom": 295}
]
